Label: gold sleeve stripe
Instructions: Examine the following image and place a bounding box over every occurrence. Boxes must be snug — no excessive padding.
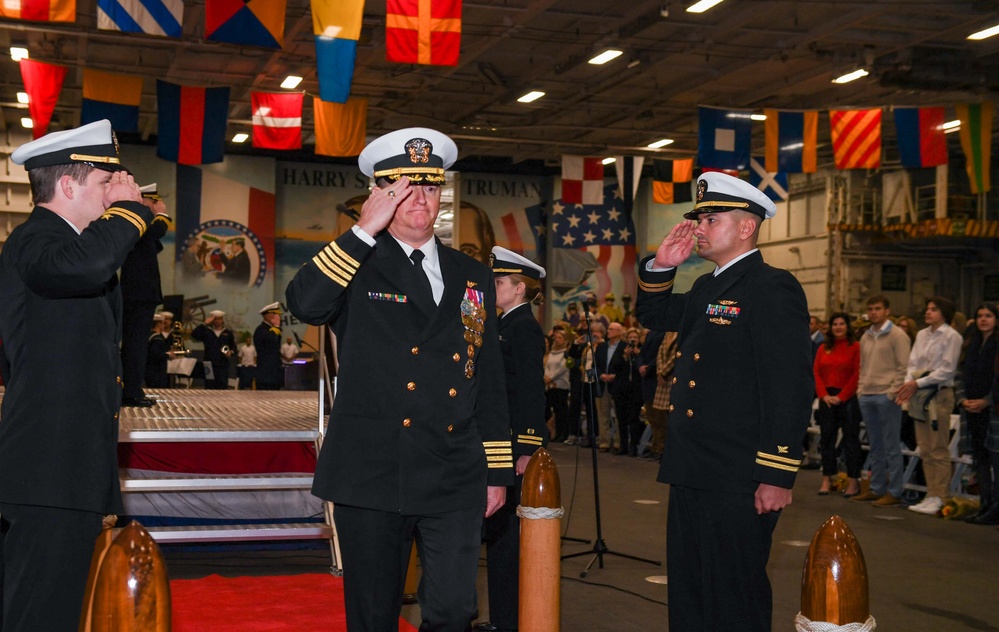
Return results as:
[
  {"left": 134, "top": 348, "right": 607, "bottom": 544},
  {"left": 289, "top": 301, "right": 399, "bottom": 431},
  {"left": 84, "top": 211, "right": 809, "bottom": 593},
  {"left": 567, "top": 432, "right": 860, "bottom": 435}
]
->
[
  {"left": 328, "top": 241, "right": 360, "bottom": 271},
  {"left": 639, "top": 278, "right": 674, "bottom": 292},
  {"left": 103, "top": 207, "right": 146, "bottom": 235},
  {"left": 488, "top": 462, "right": 514, "bottom": 469},
  {"left": 321, "top": 246, "right": 358, "bottom": 275},
  {"left": 518, "top": 437, "right": 544, "bottom": 445},
  {"left": 487, "top": 455, "right": 511, "bottom": 462},
  {"left": 485, "top": 448, "right": 512, "bottom": 455},
  {"left": 483, "top": 441, "right": 512, "bottom": 447},
  {"left": 755, "top": 458, "right": 800, "bottom": 473},
  {"left": 315, "top": 249, "right": 355, "bottom": 281},
  {"left": 312, "top": 255, "right": 349, "bottom": 287},
  {"left": 756, "top": 451, "right": 804, "bottom": 466}
]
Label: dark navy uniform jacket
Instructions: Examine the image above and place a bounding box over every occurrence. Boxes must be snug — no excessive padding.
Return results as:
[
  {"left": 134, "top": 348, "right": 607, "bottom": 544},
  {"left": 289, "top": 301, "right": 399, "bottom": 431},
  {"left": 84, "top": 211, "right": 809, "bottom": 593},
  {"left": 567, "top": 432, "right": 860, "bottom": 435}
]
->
[
  {"left": 287, "top": 230, "right": 513, "bottom": 515},
  {"left": 0, "top": 202, "right": 152, "bottom": 514},
  {"left": 253, "top": 321, "right": 283, "bottom": 386},
  {"left": 498, "top": 303, "right": 548, "bottom": 460},
  {"left": 636, "top": 251, "right": 814, "bottom": 492},
  {"left": 120, "top": 214, "right": 168, "bottom": 304}
]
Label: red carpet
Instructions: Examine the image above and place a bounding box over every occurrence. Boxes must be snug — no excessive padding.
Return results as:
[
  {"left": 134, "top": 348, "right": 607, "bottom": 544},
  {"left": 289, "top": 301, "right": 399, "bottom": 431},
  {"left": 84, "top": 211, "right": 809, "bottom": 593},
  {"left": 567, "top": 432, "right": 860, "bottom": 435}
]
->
[{"left": 171, "top": 573, "right": 419, "bottom": 631}]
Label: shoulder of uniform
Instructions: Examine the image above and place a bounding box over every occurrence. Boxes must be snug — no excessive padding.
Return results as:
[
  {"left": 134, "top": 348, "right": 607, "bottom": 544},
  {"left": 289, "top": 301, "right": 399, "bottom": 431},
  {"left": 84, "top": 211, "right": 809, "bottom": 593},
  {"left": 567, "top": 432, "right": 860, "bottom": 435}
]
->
[{"left": 269, "top": 326, "right": 281, "bottom": 335}]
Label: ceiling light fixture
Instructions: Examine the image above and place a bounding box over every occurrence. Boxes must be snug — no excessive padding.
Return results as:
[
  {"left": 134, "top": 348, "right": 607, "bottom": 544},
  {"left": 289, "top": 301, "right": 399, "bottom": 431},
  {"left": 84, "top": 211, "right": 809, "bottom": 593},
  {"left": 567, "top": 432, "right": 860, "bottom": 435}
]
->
[
  {"left": 686, "top": 0, "right": 725, "bottom": 14},
  {"left": 942, "top": 120, "right": 961, "bottom": 133},
  {"left": 232, "top": 133, "right": 249, "bottom": 143},
  {"left": 517, "top": 91, "right": 545, "bottom": 103},
  {"left": 280, "top": 75, "right": 303, "bottom": 89},
  {"left": 21, "top": 117, "right": 33, "bottom": 129},
  {"left": 16, "top": 92, "right": 29, "bottom": 104},
  {"left": 968, "top": 23, "right": 999, "bottom": 40},
  {"left": 832, "top": 68, "right": 869, "bottom": 84},
  {"left": 10, "top": 47, "right": 29, "bottom": 61},
  {"left": 588, "top": 49, "right": 623, "bottom": 65},
  {"left": 750, "top": 113, "right": 767, "bottom": 121},
  {"left": 601, "top": 157, "right": 616, "bottom": 165},
  {"left": 647, "top": 138, "right": 674, "bottom": 148}
]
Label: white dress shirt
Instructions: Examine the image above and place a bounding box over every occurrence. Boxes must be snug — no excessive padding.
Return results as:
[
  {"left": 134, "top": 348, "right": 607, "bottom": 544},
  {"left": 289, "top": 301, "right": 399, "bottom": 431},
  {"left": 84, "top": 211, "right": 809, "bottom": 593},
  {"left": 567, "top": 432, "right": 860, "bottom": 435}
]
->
[
  {"left": 352, "top": 225, "right": 444, "bottom": 305},
  {"left": 906, "top": 323, "right": 963, "bottom": 388}
]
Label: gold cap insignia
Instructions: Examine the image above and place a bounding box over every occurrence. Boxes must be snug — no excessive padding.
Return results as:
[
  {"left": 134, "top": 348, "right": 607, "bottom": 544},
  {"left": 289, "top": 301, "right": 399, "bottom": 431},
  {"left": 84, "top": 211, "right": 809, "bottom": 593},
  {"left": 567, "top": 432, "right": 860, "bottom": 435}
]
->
[{"left": 405, "top": 138, "right": 432, "bottom": 164}]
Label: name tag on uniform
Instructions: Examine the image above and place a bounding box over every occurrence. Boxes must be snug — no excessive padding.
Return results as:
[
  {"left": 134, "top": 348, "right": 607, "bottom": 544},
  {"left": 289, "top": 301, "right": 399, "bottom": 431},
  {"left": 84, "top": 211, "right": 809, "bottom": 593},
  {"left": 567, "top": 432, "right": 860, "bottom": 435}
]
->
[{"left": 368, "top": 292, "right": 408, "bottom": 303}]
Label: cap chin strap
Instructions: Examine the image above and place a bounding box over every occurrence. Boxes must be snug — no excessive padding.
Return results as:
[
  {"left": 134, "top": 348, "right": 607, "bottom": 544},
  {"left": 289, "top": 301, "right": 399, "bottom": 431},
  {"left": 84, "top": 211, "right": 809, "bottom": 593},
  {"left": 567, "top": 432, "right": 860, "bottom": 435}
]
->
[
  {"left": 373, "top": 166, "right": 446, "bottom": 184},
  {"left": 69, "top": 154, "right": 121, "bottom": 165}
]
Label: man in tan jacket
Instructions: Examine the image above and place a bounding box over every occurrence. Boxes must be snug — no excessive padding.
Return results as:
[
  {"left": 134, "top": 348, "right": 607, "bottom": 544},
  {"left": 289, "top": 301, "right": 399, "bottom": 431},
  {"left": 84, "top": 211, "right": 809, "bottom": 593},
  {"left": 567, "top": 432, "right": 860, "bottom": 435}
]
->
[{"left": 852, "top": 295, "right": 912, "bottom": 507}]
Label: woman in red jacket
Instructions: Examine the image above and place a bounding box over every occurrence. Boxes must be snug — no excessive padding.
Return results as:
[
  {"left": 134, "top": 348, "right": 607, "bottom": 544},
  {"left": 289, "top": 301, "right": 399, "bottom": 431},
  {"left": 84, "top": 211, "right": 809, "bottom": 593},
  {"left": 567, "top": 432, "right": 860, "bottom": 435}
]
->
[{"left": 814, "top": 312, "right": 862, "bottom": 496}]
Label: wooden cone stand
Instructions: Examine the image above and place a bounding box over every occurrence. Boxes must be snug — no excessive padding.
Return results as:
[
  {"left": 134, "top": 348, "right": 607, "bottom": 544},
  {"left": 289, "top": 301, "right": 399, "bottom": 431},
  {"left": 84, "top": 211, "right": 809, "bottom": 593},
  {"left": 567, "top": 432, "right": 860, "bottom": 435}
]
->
[
  {"left": 797, "top": 515, "right": 874, "bottom": 631},
  {"left": 87, "top": 521, "right": 172, "bottom": 632},
  {"left": 518, "top": 448, "right": 562, "bottom": 632}
]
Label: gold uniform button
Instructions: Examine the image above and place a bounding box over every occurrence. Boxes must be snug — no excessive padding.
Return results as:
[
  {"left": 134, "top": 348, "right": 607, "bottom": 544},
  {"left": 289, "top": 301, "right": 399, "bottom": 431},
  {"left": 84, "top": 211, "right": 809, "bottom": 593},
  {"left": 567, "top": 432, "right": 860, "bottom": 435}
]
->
[
  {"left": 403, "top": 418, "right": 412, "bottom": 427},
  {"left": 411, "top": 346, "right": 419, "bottom": 355},
  {"left": 694, "top": 353, "right": 701, "bottom": 361},
  {"left": 687, "top": 409, "right": 694, "bottom": 418},
  {"left": 114, "top": 412, "right": 119, "bottom": 420},
  {"left": 449, "top": 388, "right": 457, "bottom": 397},
  {"left": 447, "top": 424, "right": 454, "bottom": 433},
  {"left": 671, "top": 376, "right": 677, "bottom": 385},
  {"left": 689, "top": 380, "right": 696, "bottom": 388},
  {"left": 668, "top": 404, "right": 675, "bottom": 412},
  {"left": 116, "top": 376, "right": 122, "bottom": 384},
  {"left": 453, "top": 353, "right": 461, "bottom": 362},
  {"left": 675, "top": 351, "right": 682, "bottom": 358},
  {"left": 407, "top": 382, "right": 416, "bottom": 391}
]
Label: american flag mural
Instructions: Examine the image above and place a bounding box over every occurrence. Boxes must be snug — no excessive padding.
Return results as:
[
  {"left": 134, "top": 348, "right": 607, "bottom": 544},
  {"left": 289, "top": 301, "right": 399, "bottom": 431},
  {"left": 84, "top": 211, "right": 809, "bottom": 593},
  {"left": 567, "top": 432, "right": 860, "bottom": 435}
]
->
[{"left": 551, "top": 183, "right": 637, "bottom": 301}]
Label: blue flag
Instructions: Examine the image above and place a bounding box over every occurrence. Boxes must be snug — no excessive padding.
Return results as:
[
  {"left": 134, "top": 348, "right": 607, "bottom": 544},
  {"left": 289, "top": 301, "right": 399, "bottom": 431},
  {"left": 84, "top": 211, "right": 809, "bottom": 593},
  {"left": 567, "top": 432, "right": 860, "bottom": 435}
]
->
[
  {"left": 749, "top": 157, "right": 788, "bottom": 202},
  {"left": 697, "top": 106, "right": 753, "bottom": 170}
]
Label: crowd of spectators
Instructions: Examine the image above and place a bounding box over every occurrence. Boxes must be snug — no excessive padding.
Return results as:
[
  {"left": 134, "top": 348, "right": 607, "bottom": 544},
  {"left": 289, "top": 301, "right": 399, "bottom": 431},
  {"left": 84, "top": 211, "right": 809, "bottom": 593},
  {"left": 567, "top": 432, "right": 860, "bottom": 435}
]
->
[
  {"left": 808, "top": 296, "right": 998, "bottom": 524},
  {"left": 544, "top": 292, "right": 998, "bottom": 525}
]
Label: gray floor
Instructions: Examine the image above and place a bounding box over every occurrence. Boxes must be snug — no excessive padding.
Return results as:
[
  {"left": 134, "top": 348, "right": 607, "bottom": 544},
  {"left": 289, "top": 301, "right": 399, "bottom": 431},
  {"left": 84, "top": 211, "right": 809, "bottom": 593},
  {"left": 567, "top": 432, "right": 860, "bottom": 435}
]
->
[{"left": 165, "top": 441, "right": 999, "bottom": 631}]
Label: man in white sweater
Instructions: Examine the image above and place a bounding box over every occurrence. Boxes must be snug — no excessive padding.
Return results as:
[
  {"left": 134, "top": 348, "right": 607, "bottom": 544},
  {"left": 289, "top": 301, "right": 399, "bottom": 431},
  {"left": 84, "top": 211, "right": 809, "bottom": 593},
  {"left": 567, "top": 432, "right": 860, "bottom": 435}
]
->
[
  {"left": 896, "top": 296, "right": 964, "bottom": 515},
  {"left": 853, "top": 295, "right": 911, "bottom": 507}
]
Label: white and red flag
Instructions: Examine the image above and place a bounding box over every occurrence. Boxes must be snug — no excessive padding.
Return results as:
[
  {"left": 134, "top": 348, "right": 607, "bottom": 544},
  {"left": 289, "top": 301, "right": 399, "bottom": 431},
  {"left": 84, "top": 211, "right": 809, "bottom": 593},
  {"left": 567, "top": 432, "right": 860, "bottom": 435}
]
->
[{"left": 251, "top": 91, "right": 303, "bottom": 150}]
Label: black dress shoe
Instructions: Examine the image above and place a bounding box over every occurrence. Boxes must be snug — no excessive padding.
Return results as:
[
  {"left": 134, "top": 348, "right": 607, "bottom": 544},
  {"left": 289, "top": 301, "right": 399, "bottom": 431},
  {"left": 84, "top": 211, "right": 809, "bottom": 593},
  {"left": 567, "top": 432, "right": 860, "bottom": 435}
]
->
[
  {"left": 967, "top": 503, "right": 999, "bottom": 525},
  {"left": 473, "top": 624, "right": 515, "bottom": 632},
  {"left": 122, "top": 397, "right": 155, "bottom": 407}
]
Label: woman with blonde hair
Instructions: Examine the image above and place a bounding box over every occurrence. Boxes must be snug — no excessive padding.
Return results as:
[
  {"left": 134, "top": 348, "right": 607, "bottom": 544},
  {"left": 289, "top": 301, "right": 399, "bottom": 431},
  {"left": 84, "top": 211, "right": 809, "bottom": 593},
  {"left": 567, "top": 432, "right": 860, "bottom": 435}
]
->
[{"left": 480, "top": 247, "right": 548, "bottom": 632}]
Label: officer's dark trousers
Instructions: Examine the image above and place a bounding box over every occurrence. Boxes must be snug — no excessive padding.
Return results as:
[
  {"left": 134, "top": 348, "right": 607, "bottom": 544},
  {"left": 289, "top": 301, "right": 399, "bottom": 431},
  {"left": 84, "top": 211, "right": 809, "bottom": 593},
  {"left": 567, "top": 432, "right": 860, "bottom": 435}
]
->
[
  {"left": 121, "top": 300, "right": 158, "bottom": 399},
  {"left": 0, "top": 502, "right": 102, "bottom": 632},
  {"left": 666, "top": 486, "right": 781, "bottom": 632},
  {"left": 482, "top": 475, "right": 523, "bottom": 630},
  {"left": 334, "top": 503, "right": 483, "bottom": 632}
]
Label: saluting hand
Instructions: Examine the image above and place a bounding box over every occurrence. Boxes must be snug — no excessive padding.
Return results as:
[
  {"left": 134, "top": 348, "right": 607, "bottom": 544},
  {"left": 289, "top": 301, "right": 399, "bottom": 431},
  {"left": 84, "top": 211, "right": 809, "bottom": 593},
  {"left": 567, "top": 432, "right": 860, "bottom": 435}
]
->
[
  {"left": 103, "top": 170, "right": 142, "bottom": 207},
  {"left": 356, "top": 177, "right": 414, "bottom": 236},
  {"left": 653, "top": 220, "right": 696, "bottom": 269}
]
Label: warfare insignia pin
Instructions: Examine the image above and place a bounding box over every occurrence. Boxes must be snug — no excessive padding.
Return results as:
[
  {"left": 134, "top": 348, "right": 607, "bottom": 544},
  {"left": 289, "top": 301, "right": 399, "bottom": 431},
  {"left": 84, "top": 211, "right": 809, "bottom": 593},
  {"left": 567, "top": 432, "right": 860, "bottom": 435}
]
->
[
  {"left": 709, "top": 317, "right": 732, "bottom": 326},
  {"left": 777, "top": 445, "right": 789, "bottom": 454}
]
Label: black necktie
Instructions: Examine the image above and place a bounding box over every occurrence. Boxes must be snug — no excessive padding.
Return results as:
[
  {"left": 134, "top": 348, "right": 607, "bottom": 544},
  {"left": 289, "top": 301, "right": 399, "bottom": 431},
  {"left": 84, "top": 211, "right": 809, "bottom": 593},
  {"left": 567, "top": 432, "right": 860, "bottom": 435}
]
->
[{"left": 409, "top": 249, "right": 434, "bottom": 305}]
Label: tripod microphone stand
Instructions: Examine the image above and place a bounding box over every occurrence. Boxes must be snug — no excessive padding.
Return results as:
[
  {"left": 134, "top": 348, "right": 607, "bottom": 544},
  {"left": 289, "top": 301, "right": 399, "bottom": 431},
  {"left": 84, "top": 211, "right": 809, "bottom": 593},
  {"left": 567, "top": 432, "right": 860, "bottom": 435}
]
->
[{"left": 560, "top": 301, "right": 660, "bottom": 577}]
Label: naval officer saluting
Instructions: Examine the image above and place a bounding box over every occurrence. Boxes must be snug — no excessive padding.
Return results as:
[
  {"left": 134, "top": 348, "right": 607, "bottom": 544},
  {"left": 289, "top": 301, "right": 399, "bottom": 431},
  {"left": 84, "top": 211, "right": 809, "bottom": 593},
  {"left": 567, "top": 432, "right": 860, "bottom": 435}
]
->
[
  {"left": 286, "top": 128, "right": 512, "bottom": 632},
  {"left": 0, "top": 120, "right": 151, "bottom": 632},
  {"left": 635, "top": 171, "right": 813, "bottom": 632}
]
